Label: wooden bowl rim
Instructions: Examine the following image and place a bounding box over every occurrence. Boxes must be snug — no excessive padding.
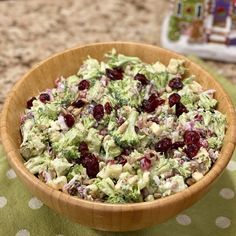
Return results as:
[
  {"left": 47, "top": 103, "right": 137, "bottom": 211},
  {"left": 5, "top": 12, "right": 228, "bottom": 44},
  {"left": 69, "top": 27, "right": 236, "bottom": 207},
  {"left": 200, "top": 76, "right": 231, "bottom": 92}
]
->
[{"left": 1, "top": 42, "right": 236, "bottom": 212}]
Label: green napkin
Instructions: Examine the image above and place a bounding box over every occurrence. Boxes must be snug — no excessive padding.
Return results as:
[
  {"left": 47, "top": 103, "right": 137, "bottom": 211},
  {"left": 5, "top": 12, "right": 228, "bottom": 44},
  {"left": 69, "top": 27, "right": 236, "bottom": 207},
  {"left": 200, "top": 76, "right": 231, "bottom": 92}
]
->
[{"left": 0, "top": 58, "right": 236, "bottom": 236}]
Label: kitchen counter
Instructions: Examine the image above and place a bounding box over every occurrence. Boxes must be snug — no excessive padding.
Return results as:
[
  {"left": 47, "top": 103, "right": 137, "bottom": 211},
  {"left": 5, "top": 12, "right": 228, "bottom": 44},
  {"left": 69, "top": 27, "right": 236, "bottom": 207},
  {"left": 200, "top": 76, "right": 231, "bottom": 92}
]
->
[{"left": 0, "top": 0, "right": 235, "bottom": 109}]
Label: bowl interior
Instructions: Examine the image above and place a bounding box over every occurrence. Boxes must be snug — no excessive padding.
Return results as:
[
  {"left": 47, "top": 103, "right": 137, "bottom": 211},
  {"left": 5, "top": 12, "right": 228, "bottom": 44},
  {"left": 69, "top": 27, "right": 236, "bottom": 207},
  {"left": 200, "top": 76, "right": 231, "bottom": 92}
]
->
[{"left": 1, "top": 42, "right": 235, "bottom": 231}]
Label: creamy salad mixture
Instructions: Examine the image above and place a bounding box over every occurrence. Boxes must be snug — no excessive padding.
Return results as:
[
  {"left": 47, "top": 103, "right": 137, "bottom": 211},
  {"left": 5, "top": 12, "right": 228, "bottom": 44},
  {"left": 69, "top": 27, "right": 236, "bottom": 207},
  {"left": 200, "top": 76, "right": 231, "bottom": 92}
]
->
[{"left": 20, "top": 50, "right": 226, "bottom": 203}]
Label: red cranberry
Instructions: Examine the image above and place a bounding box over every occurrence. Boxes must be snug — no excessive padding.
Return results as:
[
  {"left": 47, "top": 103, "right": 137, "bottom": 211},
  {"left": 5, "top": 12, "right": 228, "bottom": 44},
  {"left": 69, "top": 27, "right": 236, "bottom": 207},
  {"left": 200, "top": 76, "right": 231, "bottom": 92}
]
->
[
  {"left": 183, "top": 131, "right": 200, "bottom": 145},
  {"left": 175, "top": 102, "right": 188, "bottom": 117},
  {"left": 39, "top": 93, "right": 50, "bottom": 103},
  {"left": 140, "top": 157, "right": 151, "bottom": 171},
  {"left": 168, "top": 93, "right": 181, "bottom": 107},
  {"left": 78, "top": 80, "right": 90, "bottom": 90},
  {"left": 79, "top": 142, "right": 89, "bottom": 155},
  {"left": 81, "top": 153, "right": 99, "bottom": 178},
  {"left": 168, "top": 77, "right": 183, "bottom": 90},
  {"left": 72, "top": 99, "right": 85, "bottom": 108},
  {"left": 64, "top": 114, "right": 75, "bottom": 128},
  {"left": 141, "top": 94, "right": 165, "bottom": 113},
  {"left": 106, "top": 68, "right": 123, "bottom": 80},
  {"left": 121, "top": 148, "right": 134, "bottom": 156},
  {"left": 104, "top": 102, "right": 112, "bottom": 114},
  {"left": 134, "top": 73, "right": 149, "bottom": 86},
  {"left": 116, "top": 156, "right": 127, "bottom": 166},
  {"left": 194, "top": 114, "right": 203, "bottom": 121},
  {"left": 185, "top": 144, "right": 200, "bottom": 158},
  {"left": 93, "top": 104, "right": 104, "bottom": 121},
  {"left": 147, "top": 117, "right": 159, "bottom": 124},
  {"left": 171, "top": 141, "right": 185, "bottom": 150},
  {"left": 26, "top": 97, "right": 36, "bottom": 109},
  {"left": 155, "top": 138, "right": 172, "bottom": 153},
  {"left": 99, "top": 128, "right": 108, "bottom": 136}
]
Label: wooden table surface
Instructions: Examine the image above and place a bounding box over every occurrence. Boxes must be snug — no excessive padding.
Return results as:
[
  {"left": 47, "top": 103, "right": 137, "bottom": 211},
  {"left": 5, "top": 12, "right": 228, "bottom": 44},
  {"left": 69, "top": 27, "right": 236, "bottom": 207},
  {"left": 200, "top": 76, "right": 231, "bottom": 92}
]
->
[{"left": 0, "top": 0, "right": 235, "bottom": 110}]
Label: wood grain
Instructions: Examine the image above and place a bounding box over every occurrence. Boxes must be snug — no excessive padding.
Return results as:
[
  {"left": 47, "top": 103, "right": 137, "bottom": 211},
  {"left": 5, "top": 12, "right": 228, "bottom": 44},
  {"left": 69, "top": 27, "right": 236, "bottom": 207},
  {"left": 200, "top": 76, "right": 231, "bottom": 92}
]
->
[{"left": 0, "top": 42, "right": 235, "bottom": 232}]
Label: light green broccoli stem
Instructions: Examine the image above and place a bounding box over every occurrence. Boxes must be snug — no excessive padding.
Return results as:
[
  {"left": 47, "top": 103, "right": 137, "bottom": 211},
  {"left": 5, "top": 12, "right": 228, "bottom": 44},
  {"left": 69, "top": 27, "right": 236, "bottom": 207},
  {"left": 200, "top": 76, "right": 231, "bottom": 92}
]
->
[{"left": 112, "top": 109, "right": 139, "bottom": 148}]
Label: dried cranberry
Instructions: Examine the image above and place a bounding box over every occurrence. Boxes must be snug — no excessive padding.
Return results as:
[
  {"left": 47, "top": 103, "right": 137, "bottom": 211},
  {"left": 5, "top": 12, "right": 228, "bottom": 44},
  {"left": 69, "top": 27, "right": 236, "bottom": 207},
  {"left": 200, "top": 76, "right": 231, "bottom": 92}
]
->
[
  {"left": 155, "top": 138, "right": 172, "bottom": 153},
  {"left": 106, "top": 68, "right": 123, "bottom": 80},
  {"left": 194, "top": 114, "right": 203, "bottom": 121},
  {"left": 185, "top": 144, "right": 200, "bottom": 158},
  {"left": 106, "top": 160, "right": 115, "bottom": 165},
  {"left": 171, "top": 141, "right": 185, "bottom": 150},
  {"left": 175, "top": 102, "right": 188, "bottom": 117},
  {"left": 183, "top": 131, "right": 200, "bottom": 145},
  {"left": 72, "top": 99, "right": 85, "bottom": 108},
  {"left": 134, "top": 73, "right": 149, "bottom": 86},
  {"left": 99, "top": 128, "right": 108, "bottom": 136},
  {"left": 104, "top": 102, "right": 112, "bottom": 114},
  {"left": 26, "top": 97, "right": 36, "bottom": 109},
  {"left": 81, "top": 153, "right": 99, "bottom": 178},
  {"left": 117, "top": 117, "right": 125, "bottom": 126},
  {"left": 121, "top": 148, "right": 134, "bottom": 156},
  {"left": 168, "top": 93, "right": 181, "bottom": 107},
  {"left": 78, "top": 80, "right": 90, "bottom": 90},
  {"left": 147, "top": 117, "right": 159, "bottom": 124},
  {"left": 39, "top": 93, "right": 50, "bottom": 103},
  {"left": 64, "top": 114, "right": 75, "bottom": 128},
  {"left": 140, "top": 157, "right": 151, "bottom": 171},
  {"left": 93, "top": 104, "right": 104, "bottom": 121},
  {"left": 79, "top": 142, "right": 89, "bottom": 155},
  {"left": 141, "top": 94, "right": 165, "bottom": 113},
  {"left": 116, "top": 156, "right": 127, "bottom": 166},
  {"left": 168, "top": 77, "right": 183, "bottom": 90}
]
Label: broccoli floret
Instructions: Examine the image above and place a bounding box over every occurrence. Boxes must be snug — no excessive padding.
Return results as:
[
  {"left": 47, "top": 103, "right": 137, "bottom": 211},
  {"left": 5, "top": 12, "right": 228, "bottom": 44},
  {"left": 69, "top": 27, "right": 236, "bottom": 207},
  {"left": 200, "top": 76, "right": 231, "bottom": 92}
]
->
[
  {"left": 67, "top": 164, "right": 87, "bottom": 181},
  {"left": 149, "top": 71, "right": 170, "bottom": 90},
  {"left": 102, "top": 135, "right": 122, "bottom": 160},
  {"left": 77, "top": 58, "right": 102, "bottom": 81},
  {"left": 24, "top": 152, "right": 51, "bottom": 174},
  {"left": 198, "top": 93, "right": 217, "bottom": 110},
  {"left": 112, "top": 109, "right": 140, "bottom": 148},
  {"left": 167, "top": 58, "right": 185, "bottom": 75},
  {"left": 108, "top": 77, "right": 144, "bottom": 107},
  {"left": 85, "top": 128, "right": 103, "bottom": 154},
  {"left": 107, "top": 194, "right": 126, "bottom": 204},
  {"left": 51, "top": 158, "right": 73, "bottom": 177},
  {"left": 105, "top": 49, "right": 141, "bottom": 68}
]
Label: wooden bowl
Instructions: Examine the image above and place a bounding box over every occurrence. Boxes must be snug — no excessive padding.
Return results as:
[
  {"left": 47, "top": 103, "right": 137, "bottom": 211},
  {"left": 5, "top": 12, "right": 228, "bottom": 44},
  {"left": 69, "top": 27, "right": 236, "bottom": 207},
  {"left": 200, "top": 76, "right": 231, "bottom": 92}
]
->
[{"left": 1, "top": 42, "right": 236, "bottom": 232}]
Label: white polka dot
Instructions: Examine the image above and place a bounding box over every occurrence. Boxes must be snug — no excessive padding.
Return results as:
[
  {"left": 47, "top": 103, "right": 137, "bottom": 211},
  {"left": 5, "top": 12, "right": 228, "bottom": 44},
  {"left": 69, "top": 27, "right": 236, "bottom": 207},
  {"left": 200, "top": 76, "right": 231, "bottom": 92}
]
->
[
  {"left": 176, "top": 214, "right": 192, "bottom": 225},
  {"left": 15, "top": 229, "right": 30, "bottom": 236},
  {"left": 219, "top": 188, "right": 235, "bottom": 200},
  {"left": 56, "top": 234, "right": 64, "bottom": 236},
  {"left": 226, "top": 160, "right": 236, "bottom": 171},
  {"left": 215, "top": 216, "right": 231, "bottom": 229},
  {"left": 0, "top": 196, "right": 7, "bottom": 208},
  {"left": 6, "top": 169, "right": 17, "bottom": 179},
  {"left": 28, "top": 197, "right": 43, "bottom": 209}
]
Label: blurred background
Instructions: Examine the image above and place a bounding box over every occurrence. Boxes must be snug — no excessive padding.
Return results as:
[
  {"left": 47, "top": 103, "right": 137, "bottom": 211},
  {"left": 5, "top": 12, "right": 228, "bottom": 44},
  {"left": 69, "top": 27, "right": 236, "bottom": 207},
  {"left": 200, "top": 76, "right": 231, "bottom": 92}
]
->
[{"left": 0, "top": 0, "right": 235, "bottom": 110}]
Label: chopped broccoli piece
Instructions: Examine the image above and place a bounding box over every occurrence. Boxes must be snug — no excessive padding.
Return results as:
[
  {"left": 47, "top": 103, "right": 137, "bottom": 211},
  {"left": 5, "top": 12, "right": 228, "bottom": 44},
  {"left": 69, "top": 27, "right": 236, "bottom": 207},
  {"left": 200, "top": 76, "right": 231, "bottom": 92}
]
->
[
  {"left": 67, "top": 164, "right": 87, "bottom": 181},
  {"left": 102, "top": 135, "right": 122, "bottom": 160},
  {"left": 24, "top": 153, "right": 51, "bottom": 174},
  {"left": 150, "top": 72, "right": 170, "bottom": 90},
  {"left": 105, "top": 49, "right": 141, "bottom": 68},
  {"left": 77, "top": 58, "right": 102, "bottom": 81},
  {"left": 198, "top": 93, "right": 217, "bottom": 110},
  {"left": 167, "top": 58, "right": 185, "bottom": 75},
  {"left": 108, "top": 77, "right": 144, "bottom": 107},
  {"left": 51, "top": 158, "right": 73, "bottom": 176},
  {"left": 85, "top": 128, "right": 103, "bottom": 154},
  {"left": 112, "top": 109, "right": 140, "bottom": 148}
]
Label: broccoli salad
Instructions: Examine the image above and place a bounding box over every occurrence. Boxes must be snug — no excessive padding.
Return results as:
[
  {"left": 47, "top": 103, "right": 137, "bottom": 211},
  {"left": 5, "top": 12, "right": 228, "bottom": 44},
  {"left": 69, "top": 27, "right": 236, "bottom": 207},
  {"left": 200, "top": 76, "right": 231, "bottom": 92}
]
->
[{"left": 20, "top": 50, "right": 226, "bottom": 203}]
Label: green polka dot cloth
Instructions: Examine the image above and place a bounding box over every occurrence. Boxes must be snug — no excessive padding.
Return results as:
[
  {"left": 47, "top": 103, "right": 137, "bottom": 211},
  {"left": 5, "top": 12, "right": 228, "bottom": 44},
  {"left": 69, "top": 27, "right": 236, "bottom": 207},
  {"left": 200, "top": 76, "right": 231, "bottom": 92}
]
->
[{"left": 0, "top": 57, "right": 236, "bottom": 236}]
